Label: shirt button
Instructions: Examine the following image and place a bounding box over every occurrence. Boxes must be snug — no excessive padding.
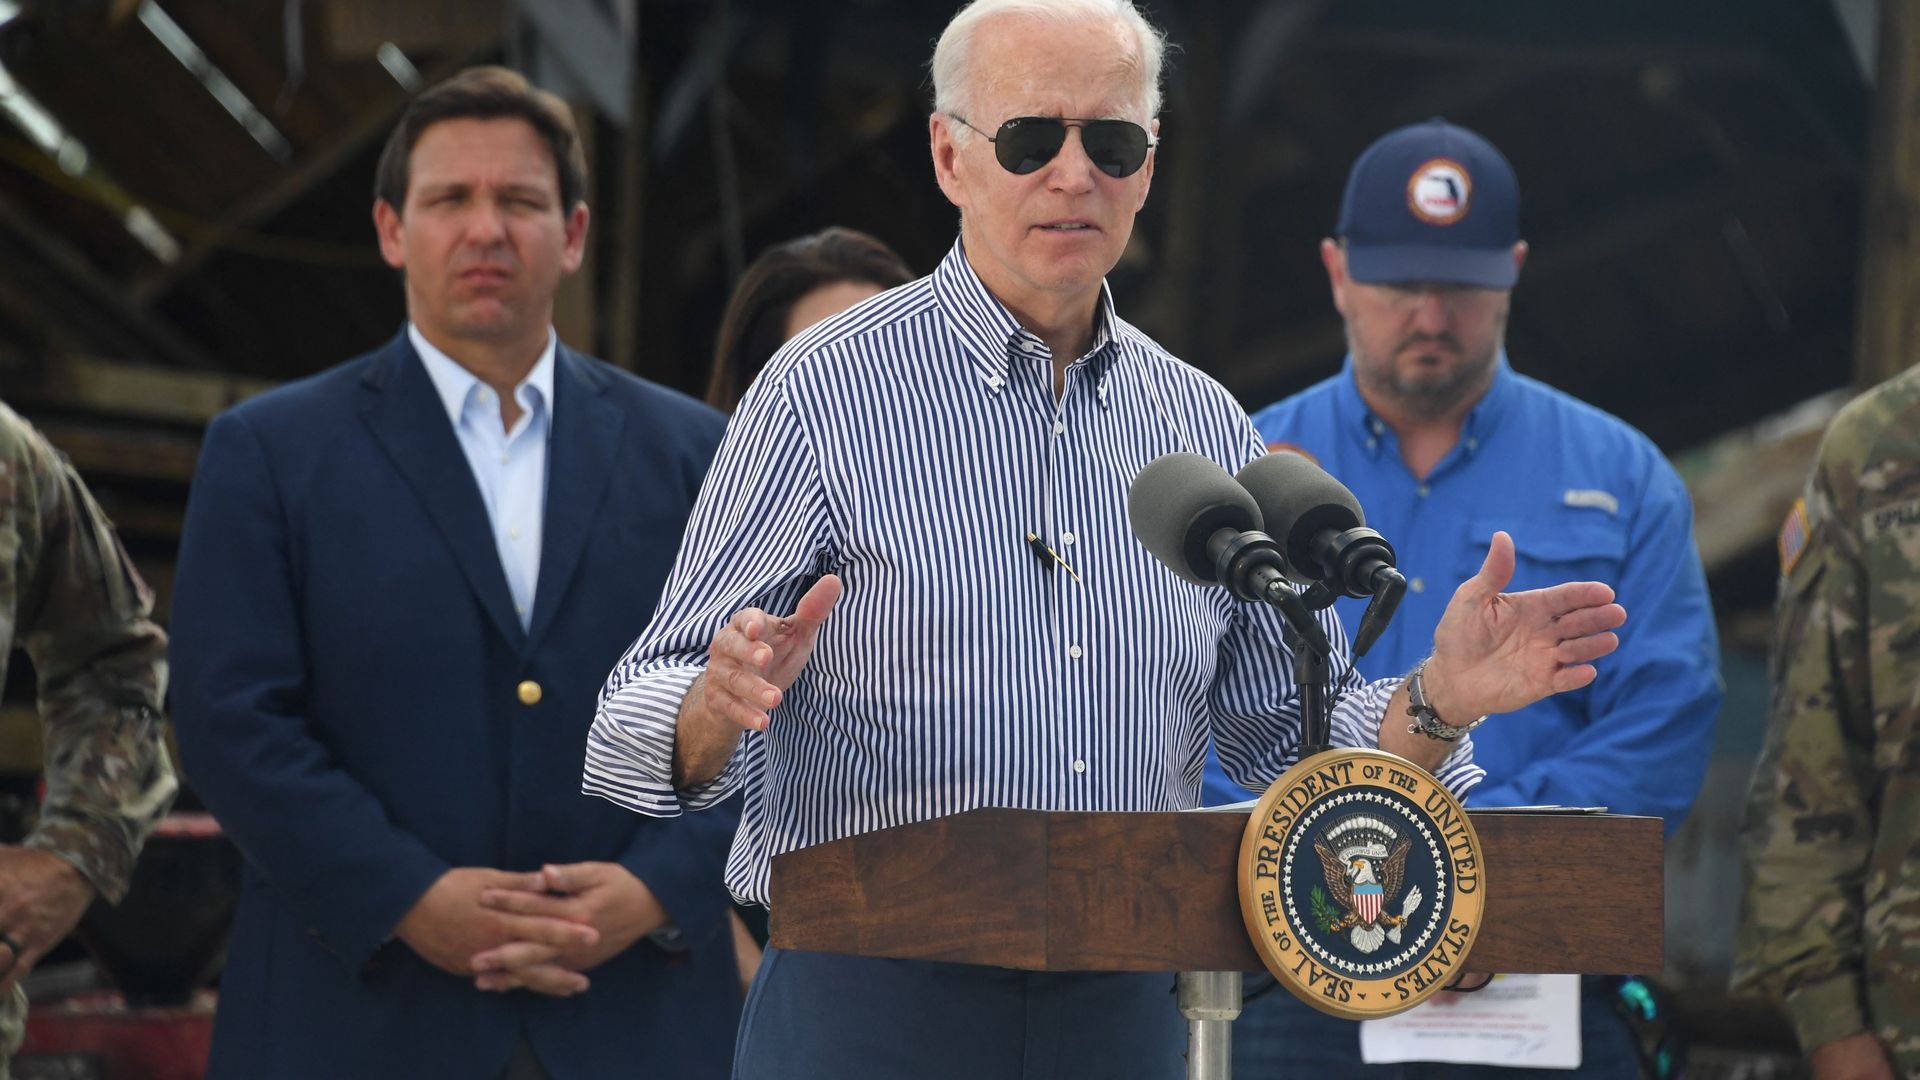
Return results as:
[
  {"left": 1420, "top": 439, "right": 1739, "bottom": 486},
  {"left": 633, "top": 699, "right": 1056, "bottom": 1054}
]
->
[
  {"left": 986, "top": 375, "right": 1004, "bottom": 389},
  {"left": 1366, "top": 438, "right": 1378, "bottom": 451},
  {"left": 1410, "top": 577, "right": 1426, "bottom": 593},
  {"left": 1068, "top": 645, "right": 1084, "bottom": 659},
  {"left": 499, "top": 453, "right": 510, "bottom": 465},
  {"left": 1072, "top": 759, "right": 1087, "bottom": 774},
  {"left": 1054, "top": 420, "right": 1066, "bottom": 435},
  {"left": 1466, "top": 438, "right": 1479, "bottom": 451},
  {"left": 478, "top": 388, "right": 492, "bottom": 402},
  {"left": 517, "top": 680, "right": 542, "bottom": 705},
  {"left": 1062, "top": 532, "right": 1076, "bottom": 545},
  {"left": 508, "top": 527, "right": 521, "bottom": 541},
  {"left": 1416, "top": 484, "right": 1431, "bottom": 497}
]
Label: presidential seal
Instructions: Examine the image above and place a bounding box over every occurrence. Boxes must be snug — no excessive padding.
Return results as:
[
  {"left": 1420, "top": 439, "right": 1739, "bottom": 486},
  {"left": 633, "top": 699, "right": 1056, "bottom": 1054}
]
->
[{"left": 1238, "top": 747, "right": 1486, "bottom": 1019}]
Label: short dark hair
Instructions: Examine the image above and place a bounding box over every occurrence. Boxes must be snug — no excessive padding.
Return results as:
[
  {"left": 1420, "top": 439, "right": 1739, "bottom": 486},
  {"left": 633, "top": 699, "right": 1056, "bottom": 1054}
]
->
[
  {"left": 706, "top": 228, "right": 915, "bottom": 411},
  {"left": 373, "top": 65, "right": 587, "bottom": 214}
]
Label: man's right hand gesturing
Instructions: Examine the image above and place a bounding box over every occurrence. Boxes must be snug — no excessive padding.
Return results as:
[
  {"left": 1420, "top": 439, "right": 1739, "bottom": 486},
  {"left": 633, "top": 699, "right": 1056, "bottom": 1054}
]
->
[{"left": 673, "top": 574, "right": 842, "bottom": 786}]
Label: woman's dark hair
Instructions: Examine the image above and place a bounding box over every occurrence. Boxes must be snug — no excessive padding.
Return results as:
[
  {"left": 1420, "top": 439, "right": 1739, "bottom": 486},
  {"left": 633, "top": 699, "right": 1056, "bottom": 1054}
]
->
[{"left": 706, "top": 227, "right": 914, "bottom": 411}]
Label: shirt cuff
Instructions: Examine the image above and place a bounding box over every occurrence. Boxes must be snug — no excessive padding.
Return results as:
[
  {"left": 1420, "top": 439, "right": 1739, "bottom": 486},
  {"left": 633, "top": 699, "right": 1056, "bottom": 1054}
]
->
[
  {"left": 584, "top": 667, "right": 742, "bottom": 815},
  {"left": 1426, "top": 735, "right": 1482, "bottom": 797},
  {"left": 1783, "top": 974, "right": 1871, "bottom": 1053},
  {"left": 1335, "top": 676, "right": 1485, "bottom": 796},
  {"left": 25, "top": 822, "right": 134, "bottom": 904}
]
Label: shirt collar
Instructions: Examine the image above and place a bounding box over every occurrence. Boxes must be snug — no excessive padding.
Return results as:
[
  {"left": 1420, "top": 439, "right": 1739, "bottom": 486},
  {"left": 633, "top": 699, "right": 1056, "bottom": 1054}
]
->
[
  {"left": 1335, "top": 351, "right": 1516, "bottom": 459},
  {"left": 410, "top": 323, "right": 557, "bottom": 434},
  {"left": 930, "top": 240, "right": 1121, "bottom": 403},
  {"left": 1462, "top": 353, "right": 1516, "bottom": 442}
]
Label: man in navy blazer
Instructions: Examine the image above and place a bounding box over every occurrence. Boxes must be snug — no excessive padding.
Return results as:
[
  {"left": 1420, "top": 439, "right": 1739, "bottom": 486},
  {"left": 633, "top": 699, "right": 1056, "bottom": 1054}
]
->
[{"left": 169, "top": 67, "right": 738, "bottom": 1079}]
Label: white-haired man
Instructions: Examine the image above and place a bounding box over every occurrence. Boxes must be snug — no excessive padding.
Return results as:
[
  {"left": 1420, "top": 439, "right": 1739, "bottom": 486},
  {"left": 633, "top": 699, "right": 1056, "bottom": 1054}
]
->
[{"left": 578, "top": 2, "right": 1628, "bottom": 1076}]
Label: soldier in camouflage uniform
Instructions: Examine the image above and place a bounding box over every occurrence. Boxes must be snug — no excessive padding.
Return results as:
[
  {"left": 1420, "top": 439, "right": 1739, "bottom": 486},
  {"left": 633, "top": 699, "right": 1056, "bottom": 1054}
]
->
[
  {"left": 0, "top": 399, "right": 177, "bottom": 1075},
  {"left": 1736, "top": 363, "right": 1920, "bottom": 1080}
]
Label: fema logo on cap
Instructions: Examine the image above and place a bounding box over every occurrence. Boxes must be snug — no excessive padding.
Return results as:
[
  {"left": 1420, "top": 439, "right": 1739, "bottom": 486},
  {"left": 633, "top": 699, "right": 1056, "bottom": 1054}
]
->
[{"left": 1406, "top": 158, "right": 1471, "bottom": 226}]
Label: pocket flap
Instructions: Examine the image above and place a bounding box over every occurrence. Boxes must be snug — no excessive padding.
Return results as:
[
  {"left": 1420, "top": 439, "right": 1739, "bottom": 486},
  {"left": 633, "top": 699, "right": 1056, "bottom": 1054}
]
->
[{"left": 1469, "top": 518, "right": 1626, "bottom": 564}]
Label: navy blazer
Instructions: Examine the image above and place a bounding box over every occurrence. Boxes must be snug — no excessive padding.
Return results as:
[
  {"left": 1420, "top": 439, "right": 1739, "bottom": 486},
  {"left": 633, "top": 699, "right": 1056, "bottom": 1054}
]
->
[{"left": 170, "top": 334, "right": 739, "bottom": 1079}]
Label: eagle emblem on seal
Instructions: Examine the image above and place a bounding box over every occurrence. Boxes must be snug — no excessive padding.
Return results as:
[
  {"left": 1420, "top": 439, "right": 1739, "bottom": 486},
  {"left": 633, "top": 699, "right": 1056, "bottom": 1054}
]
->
[{"left": 1312, "top": 815, "right": 1426, "bottom": 954}]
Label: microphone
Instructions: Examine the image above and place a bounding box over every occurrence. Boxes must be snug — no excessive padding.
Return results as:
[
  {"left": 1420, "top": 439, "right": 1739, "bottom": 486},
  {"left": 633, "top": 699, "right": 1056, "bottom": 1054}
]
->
[
  {"left": 1236, "top": 451, "right": 1405, "bottom": 655},
  {"left": 1126, "top": 453, "right": 1331, "bottom": 657},
  {"left": 1235, "top": 452, "right": 1399, "bottom": 596}
]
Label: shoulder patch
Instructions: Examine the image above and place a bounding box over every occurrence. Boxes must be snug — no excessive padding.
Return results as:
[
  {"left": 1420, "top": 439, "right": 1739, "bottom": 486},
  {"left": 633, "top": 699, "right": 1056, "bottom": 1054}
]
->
[
  {"left": 1778, "top": 498, "right": 1811, "bottom": 576},
  {"left": 1265, "top": 441, "right": 1320, "bottom": 467}
]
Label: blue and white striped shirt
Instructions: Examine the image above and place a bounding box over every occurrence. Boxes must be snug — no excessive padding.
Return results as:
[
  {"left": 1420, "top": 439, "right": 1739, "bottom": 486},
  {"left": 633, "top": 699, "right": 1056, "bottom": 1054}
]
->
[{"left": 584, "top": 242, "right": 1480, "bottom": 905}]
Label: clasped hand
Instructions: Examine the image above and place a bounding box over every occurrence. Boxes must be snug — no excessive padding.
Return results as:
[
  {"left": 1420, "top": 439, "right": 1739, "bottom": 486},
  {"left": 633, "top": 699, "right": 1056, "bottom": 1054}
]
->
[
  {"left": 395, "top": 862, "right": 666, "bottom": 997},
  {"left": 0, "top": 846, "right": 95, "bottom": 995}
]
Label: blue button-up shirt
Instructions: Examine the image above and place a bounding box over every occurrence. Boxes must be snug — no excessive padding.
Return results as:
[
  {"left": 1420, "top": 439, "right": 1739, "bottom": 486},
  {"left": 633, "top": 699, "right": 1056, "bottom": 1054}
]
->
[
  {"left": 584, "top": 244, "right": 1481, "bottom": 905},
  {"left": 412, "top": 323, "right": 554, "bottom": 629},
  {"left": 1204, "top": 357, "right": 1721, "bottom": 834}
]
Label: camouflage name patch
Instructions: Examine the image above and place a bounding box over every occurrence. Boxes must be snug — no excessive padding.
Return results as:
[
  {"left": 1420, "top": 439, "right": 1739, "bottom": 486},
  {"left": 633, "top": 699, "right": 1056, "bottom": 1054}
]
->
[{"left": 1867, "top": 497, "right": 1920, "bottom": 536}]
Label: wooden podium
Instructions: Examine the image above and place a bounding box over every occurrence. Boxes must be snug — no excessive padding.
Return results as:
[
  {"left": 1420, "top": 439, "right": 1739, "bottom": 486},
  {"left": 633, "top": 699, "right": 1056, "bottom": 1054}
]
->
[{"left": 769, "top": 807, "right": 1662, "bottom": 1077}]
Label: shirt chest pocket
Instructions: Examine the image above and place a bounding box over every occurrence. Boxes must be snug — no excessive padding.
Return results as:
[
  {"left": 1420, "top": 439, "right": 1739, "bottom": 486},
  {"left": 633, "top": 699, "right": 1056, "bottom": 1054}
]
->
[{"left": 1459, "top": 516, "right": 1628, "bottom": 594}]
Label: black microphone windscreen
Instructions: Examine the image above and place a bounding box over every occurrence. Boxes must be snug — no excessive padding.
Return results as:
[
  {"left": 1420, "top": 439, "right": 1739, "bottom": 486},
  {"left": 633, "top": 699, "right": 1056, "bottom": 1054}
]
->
[
  {"left": 1127, "top": 453, "right": 1263, "bottom": 586},
  {"left": 1236, "top": 452, "right": 1363, "bottom": 580}
]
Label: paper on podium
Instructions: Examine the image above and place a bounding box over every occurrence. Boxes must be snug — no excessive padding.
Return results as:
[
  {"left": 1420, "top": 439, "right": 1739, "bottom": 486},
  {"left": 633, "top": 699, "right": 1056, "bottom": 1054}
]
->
[
  {"left": 1473, "top": 805, "right": 1610, "bottom": 814},
  {"left": 1359, "top": 973, "right": 1582, "bottom": 1069},
  {"left": 1188, "top": 798, "right": 1261, "bottom": 812}
]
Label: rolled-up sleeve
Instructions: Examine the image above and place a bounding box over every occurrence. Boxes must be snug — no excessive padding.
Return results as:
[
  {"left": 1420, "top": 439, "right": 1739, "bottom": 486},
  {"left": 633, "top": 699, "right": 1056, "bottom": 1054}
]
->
[{"left": 585, "top": 380, "right": 836, "bottom": 816}]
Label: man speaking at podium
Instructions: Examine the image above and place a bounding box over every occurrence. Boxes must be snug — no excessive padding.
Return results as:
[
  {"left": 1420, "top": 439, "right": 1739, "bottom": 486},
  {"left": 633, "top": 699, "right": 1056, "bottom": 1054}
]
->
[{"left": 582, "top": 2, "right": 1625, "bottom": 1075}]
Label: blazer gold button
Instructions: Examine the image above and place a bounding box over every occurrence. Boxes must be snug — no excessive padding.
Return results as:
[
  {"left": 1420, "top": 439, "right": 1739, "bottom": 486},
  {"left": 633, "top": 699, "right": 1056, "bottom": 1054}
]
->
[{"left": 517, "top": 680, "right": 542, "bottom": 706}]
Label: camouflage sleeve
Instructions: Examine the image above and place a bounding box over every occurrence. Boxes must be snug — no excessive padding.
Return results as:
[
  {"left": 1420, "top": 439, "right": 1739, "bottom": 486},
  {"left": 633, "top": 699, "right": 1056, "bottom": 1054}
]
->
[
  {"left": 1732, "top": 405, "right": 1878, "bottom": 1051},
  {"left": 6, "top": 411, "right": 177, "bottom": 904}
]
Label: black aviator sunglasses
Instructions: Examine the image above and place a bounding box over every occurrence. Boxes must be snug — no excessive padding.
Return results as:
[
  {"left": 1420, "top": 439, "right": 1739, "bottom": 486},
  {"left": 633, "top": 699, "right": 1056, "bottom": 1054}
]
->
[{"left": 948, "top": 115, "right": 1157, "bottom": 179}]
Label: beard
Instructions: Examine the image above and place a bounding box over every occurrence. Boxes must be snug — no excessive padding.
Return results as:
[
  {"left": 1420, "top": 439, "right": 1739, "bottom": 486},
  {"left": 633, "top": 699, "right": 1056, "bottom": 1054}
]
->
[{"left": 1353, "top": 333, "right": 1501, "bottom": 421}]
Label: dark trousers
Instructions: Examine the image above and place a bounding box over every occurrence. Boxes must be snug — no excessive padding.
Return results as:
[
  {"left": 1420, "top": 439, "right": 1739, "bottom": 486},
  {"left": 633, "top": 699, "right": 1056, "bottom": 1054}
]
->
[
  {"left": 734, "top": 948, "right": 1186, "bottom": 1080},
  {"left": 1230, "top": 974, "right": 1642, "bottom": 1079}
]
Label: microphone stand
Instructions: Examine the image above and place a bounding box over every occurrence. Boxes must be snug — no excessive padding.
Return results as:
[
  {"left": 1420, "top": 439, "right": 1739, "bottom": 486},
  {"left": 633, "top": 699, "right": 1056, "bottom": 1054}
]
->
[
  {"left": 1280, "top": 571, "right": 1404, "bottom": 758},
  {"left": 1272, "top": 581, "right": 1337, "bottom": 759},
  {"left": 1188, "top": 530, "right": 1391, "bottom": 1080},
  {"left": 1205, "top": 529, "right": 1341, "bottom": 758}
]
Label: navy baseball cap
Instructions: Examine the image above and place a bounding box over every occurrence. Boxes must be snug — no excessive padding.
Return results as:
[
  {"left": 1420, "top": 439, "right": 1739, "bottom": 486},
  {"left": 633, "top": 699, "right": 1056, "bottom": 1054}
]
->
[{"left": 1336, "top": 118, "right": 1521, "bottom": 289}]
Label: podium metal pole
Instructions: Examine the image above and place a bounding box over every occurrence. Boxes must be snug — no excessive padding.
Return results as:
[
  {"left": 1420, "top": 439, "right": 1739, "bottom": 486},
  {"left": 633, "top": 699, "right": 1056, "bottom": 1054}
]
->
[{"left": 1177, "top": 970, "right": 1241, "bottom": 1080}]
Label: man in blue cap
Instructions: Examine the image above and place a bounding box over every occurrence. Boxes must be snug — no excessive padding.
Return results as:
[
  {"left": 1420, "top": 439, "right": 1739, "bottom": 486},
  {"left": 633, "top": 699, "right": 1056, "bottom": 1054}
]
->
[{"left": 1206, "top": 118, "right": 1723, "bottom": 1076}]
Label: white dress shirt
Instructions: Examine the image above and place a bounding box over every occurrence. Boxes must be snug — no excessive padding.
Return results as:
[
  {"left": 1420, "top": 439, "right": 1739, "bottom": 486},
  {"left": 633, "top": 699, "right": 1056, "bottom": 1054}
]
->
[{"left": 412, "top": 323, "right": 554, "bottom": 629}]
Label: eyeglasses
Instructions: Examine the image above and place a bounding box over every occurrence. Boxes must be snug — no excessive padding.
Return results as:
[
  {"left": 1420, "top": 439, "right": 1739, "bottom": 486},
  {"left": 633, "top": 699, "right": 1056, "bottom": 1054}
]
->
[{"left": 948, "top": 114, "right": 1156, "bottom": 179}]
